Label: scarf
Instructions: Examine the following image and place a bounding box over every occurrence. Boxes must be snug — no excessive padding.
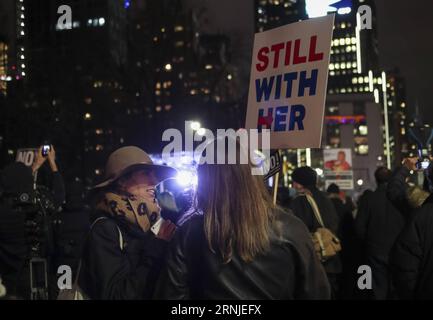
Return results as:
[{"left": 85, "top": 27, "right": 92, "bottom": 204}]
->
[{"left": 96, "top": 192, "right": 161, "bottom": 233}]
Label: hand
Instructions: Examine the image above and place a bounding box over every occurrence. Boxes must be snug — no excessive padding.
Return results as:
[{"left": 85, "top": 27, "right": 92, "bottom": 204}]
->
[
  {"left": 47, "top": 145, "right": 58, "bottom": 172},
  {"left": 32, "top": 147, "right": 47, "bottom": 174},
  {"left": 402, "top": 157, "right": 418, "bottom": 171},
  {"left": 156, "top": 219, "right": 176, "bottom": 242}
]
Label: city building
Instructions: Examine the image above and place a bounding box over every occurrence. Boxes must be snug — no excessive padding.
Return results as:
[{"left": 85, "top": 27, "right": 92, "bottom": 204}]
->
[{"left": 255, "top": 0, "right": 308, "bottom": 33}]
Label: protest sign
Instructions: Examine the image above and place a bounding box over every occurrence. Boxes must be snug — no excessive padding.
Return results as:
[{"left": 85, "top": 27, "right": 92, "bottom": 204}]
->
[
  {"left": 245, "top": 15, "right": 334, "bottom": 149},
  {"left": 16, "top": 148, "right": 38, "bottom": 167}
]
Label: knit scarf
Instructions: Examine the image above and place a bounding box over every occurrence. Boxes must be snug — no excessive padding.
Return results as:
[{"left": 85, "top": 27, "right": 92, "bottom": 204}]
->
[{"left": 96, "top": 192, "right": 161, "bottom": 233}]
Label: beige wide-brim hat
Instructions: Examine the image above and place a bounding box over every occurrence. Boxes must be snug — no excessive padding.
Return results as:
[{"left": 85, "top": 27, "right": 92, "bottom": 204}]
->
[{"left": 93, "top": 146, "right": 177, "bottom": 189}]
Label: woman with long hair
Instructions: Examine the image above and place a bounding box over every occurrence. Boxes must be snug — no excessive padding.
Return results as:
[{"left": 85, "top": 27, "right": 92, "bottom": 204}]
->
[{"left": 155, "top": 143, "right": 330, "bottom": 299}]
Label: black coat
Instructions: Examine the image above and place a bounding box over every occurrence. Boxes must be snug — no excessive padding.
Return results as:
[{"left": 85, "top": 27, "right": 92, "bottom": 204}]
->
[
  {"left": 355, "top": 184, "right": 406, "bottom": 258},
  {"left": 390, "top": 194, "right": 433, "bottom": 299},
  {"left": 154, "top": 208, "right": 330, "bottom": 300},
  {"left": 289, "top": 188, "right": 342, "bottom": 274},
  {"left": 78, "top": 212, "right": 167, "bottom": 299}
]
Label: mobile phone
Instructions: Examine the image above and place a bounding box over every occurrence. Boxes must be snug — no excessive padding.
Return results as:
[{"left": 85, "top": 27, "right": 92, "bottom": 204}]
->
[
  {"left": 150, "top": 217, "right": 164, "bottom": 236},
  {"left": 417, "top": 159, "right": 430, "bottom": 170},
  {"left": 42, "top": 145, "right": 51, "bottom": 157}
]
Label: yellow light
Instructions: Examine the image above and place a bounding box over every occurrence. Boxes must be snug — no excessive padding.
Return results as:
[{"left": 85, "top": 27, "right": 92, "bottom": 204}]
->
[{"left": 164, "top": 63, "right": 172, "bottom": 71}]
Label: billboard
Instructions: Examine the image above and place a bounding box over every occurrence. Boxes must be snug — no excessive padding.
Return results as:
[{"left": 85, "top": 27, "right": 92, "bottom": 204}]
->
[{"left": 323, "top": 148, "right": 354, "bottom": 190}]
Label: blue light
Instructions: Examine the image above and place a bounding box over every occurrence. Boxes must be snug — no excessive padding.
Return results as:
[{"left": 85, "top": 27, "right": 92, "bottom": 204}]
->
[{"left": 124, "top": 0, "right": 130, "bottom": 9}]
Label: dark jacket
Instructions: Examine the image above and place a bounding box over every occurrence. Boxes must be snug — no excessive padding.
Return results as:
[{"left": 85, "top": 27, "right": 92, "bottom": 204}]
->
[
  {"left": 390, "top": 194, "right": 433, "bottom": 299},
  {"left": 386, "top": 166, "right": 415, "bottom": 221},
  {"left": 355, "top": 184, "right": 405, "bottom": 258},
  {"left": 154, "top": 208, "right": 330, "bottom": 300},
  {"left": 78, "top": 212, "right": 167, "bottom": 299},
  {"left": 290, "top": 188, "right": 342, "bottom": 274}
]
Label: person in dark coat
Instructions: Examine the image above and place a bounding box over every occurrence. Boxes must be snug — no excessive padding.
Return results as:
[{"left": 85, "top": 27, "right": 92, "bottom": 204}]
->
[
  {"left": 389, "top": 157, "right": 433, "bottom": 299},
  {"left": 327, "top": 183, "right": 357, "bottom": 299},
  {"left": 77, "top": 146, "right": 177, "bottom": 299},
  {"left": 289, "top": 167, "right": 341, "bottom": 297},
  {"left": 0, "top": 146, "right": 65, "bottom": 299},
  {"left": 354, "top": 166, "right": 405, "bottom": 299},
  {"left": 155, "top": 146, "right": 330, "bottom": 300}
]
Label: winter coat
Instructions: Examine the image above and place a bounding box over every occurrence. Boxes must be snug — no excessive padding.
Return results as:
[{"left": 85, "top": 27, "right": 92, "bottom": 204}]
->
[
  {"left": 77, "top": 212, "right": 167, "bottom": 299},
  {"left": 390, "top": 193, "right": 433, "bottom": 299},
  {"left": 154, "top": 208, "right": 331, "bottom": 300}
]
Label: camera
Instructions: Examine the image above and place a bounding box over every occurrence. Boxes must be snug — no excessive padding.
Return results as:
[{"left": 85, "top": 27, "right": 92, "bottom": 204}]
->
[
  {"left": 416, "top": 148, "right": 431, "bottom": 170},
  {"left": 42, "top": 145, "right": 51, "bottom": 157}
]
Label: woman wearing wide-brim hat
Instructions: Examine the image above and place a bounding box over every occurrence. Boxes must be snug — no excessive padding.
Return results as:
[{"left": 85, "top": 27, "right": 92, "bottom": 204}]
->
[{"left": 75, "top": 146, "right": 177, "bottom": 300}]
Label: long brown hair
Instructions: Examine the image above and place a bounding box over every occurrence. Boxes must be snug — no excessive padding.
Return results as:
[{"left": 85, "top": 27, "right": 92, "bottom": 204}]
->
[{"left": 196, "top": 146, "right": 276, "bottom": 263}]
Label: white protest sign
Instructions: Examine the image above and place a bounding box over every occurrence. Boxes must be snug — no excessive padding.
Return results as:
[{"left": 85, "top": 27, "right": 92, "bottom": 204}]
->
[
  {"left": 245, "top": 15, "right": 334, "bottom": 149},
  {"left": 16, "top": 148, "right": 38, "bottom": 167}
]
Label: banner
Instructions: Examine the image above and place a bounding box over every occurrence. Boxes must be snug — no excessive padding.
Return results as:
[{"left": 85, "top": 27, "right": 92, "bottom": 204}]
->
[
  {"left": 323, "top": 148, "right": 354, "bottom": 190},
  {"left": 245, "top": 15, "right": 334, "bottom": 149}
]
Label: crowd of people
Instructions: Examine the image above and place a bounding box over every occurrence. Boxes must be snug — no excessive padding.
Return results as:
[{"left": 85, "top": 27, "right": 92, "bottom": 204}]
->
[{"left": 0, "top": 143, "right": 433, "bottom": 300}]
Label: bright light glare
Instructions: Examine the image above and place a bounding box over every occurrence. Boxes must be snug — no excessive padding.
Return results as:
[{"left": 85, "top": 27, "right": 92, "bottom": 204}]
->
[
  {"left": 190, "top": 121, "right": 201, "bottom": 131},
  {"left": 337, "top": 7, "right": 351, "bottom": 15},
  {"left": 315, "top": 168, "right": 324, "bottom": 176},
  {"left": 197, "top": 128, "right": 206, "bottom": 136},
  {"left": 357, "top": 179, "right": 364, "bottom": 186},
  {"left": 176, "top": 171, "right": 198, "bottom": 187},
  {"left": 305, "top": 0, "right": 340, "bottom": 18}
]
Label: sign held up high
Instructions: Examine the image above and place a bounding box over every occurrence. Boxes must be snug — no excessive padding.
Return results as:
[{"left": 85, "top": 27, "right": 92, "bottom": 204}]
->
[{"left": 245, "top": 15, "right": 335, "bottom": 149}]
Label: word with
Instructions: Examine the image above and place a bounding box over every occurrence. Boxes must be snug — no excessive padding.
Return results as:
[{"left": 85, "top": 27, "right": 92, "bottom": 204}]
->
[
  {"left": 162, "top": 122, "right": 270, "bottom": 175},
  {"left": 57, "top": 5, "right": 72, "bottom": 30},
  {"left": 357, "top": 265, "right": 372, "bottom": 290}
]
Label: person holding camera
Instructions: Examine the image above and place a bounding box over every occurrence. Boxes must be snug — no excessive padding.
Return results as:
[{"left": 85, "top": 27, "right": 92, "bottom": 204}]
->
[
  {"left": 75, "top": 146, "right": 177, "bottom": 300},
  {"left": 31, "top": 145, "right": 65, "bottom": 209},
  {"left": 388, "top": 157, "right": 433, "bottom": 299}
]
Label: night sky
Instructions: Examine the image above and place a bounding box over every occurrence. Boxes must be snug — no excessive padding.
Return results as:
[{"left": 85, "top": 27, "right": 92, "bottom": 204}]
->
[{"left": 187, "top": 0, "right": 433, "bottom": 124}]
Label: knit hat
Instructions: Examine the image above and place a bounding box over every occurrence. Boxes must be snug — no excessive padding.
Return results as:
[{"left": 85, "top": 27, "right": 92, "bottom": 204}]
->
[
  {"left": 327, "top": 183, "right": 340, "bottom": 194},
  {"left": 292, "top": 166, "right": 317, "bottom": 188}
]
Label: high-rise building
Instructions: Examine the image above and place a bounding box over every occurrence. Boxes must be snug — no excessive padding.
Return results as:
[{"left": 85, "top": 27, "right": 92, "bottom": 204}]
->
[
  {"left": 0, "top": 39, "right": 8, "bottom": 96},
  {"left": 255, "top": 0, "right": 307, "bottom": 33},
  {"left": 17, "top": 0, "right": 131, "bottom": 183}
]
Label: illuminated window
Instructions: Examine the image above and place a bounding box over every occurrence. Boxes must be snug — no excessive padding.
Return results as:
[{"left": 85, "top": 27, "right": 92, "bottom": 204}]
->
[
  {"left": 205, "top": 64, "right": 213, "bottom": 70},
  {"left": 84, "top": 113, "right": 92, "bottom": 120},
  {"left": 190, "top": 89, "right": 197, "bottom": 95},
  {"left": 174, "top": 25, "right": 184, "bottom": 32},
  {"left": 164, "top": 104, "right": 172, "bottom": 111},
  {"left": 95, "top": 129, "right": 103, "bottom": 135},
  {"left": 96, "top": 145, "right": 103, "bottom": 151},
  {"left": 156, "top": 106, "right": 162, "bottom": 112},
  {"left": 359, "top": 125, "right": 368, "bottom": 135},
  {"left": 175, "top": 41, "right": 184, "bottom": 48}
]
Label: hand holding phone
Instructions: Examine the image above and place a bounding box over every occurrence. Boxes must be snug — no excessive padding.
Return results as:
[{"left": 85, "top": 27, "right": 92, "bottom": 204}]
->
[{"left": 42, "top": 145, "right": 51, "bottom": 157}]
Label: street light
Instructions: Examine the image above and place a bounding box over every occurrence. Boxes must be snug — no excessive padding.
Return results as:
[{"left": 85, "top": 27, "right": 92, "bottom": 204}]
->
[{"left": 164, "top": 63, "right": 172, "bottom": 71}]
